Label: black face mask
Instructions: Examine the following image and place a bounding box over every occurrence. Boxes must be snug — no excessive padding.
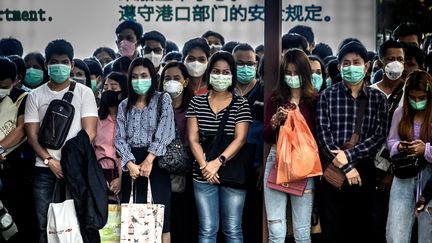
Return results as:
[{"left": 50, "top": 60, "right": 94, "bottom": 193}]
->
[{"left": 101, "top": 90, "right": 122, "bottom": 107}]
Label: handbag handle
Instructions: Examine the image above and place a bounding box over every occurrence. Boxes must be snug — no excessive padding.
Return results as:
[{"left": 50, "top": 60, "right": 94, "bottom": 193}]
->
[
  {"left": 128, "top": 178, "right": 154, "bottom": 204},
  {"left": 209, "top": 95, "right": 237, "bottom": 147}
]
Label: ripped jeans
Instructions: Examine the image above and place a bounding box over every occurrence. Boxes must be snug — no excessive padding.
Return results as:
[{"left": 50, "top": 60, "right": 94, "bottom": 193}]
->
[{"left": 264, "top": 145, "right": 314, "bottom": 243}]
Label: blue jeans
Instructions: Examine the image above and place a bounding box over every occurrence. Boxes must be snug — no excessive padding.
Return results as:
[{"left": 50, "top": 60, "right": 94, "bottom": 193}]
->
[
  {"left": 387, "top": 165, "right": 432, "bottom": 243},
  {"left": 33, "top": 167, "right": 57, "bottom": 243},
  {"left": 193, "top": 181, "right": 246, "bottom": 243},
  {"left": 264, "top": 145, "right": 314, "bottom": 243}
]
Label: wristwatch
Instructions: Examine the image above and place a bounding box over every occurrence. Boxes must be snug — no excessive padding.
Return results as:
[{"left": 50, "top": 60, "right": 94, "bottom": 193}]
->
[
  {"left": 0, "top": 145, "right": 5, "bottom": 155},
  {"left": 218, "top": 155, "right": 226, "bottom": 166},
  {"left": 44, "top": 156, "right": 53, "bottom": 165}
]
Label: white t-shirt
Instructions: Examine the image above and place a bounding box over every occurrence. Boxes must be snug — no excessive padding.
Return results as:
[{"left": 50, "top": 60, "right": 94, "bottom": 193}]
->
[
  {"left": 24, "top": 82, "right": 98, "bottom": 167},
  {"left": 370, "top": 82, "right": 391, "bottom": 99}
]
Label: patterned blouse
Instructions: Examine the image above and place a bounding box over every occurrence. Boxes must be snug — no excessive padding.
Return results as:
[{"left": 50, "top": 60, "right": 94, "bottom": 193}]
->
[{"left": 115, "top": 91, "right": 175, "bottom": 170}]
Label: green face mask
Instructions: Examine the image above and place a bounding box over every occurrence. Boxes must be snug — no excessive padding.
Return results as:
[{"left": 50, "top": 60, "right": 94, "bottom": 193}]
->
[
  {"left": 341, "top": 65, "right": 365, "bottom": 85},
  {"left": 48, "top": 64, "right": 71, "bottom": 84},
  {"left": 25, "top": 68, "right": 44, "bottom": 87},
  {"left": 326, "top": 78, "right": 332, "bottom": 87},
  {"left": 284, "top": 75, "right": 301, "bottom": 88},
  {"left": 131, "top": 78, "right": 152, "bottom": 95},
  {"left": 90, "top": 79, "right": 97, "bottom": 92},
  {"left": 209, "top": 74, "right": 232, "bottom": 92},
  {"left": 236, "top": 65, "right": 256, "bottom": 84},
  {"left": 409, "top": 98, "right": 427, "bottom": 111},
  {"left": 312, "top": 73, "right": 323, "bottom": 92}
]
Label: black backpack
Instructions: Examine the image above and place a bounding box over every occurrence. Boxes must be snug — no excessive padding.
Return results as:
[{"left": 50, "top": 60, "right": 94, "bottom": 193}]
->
[{"left": 38, "top": 82, "right": 76, "bottom": 150}]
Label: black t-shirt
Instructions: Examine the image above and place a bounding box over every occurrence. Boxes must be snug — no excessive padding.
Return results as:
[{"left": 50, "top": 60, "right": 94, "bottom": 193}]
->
[{"left": 242, "top": 80, "right": 264, "bottom": 122}]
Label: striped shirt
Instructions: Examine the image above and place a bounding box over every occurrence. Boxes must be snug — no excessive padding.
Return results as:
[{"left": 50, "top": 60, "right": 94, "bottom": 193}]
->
[
  {"left": 115, "top": 92, "right": 175, "bottom": 170},
  {"left": 186, "top": 93, "right": 252, "bottom": 181},
  {"left": 316, "top": 82, "right": 389, "bottom": 164}
]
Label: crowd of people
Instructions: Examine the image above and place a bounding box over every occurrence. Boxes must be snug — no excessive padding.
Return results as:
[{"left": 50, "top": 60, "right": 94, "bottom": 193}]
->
[{"left": 0, "top": 19, "right": 432, "bottom": 243}]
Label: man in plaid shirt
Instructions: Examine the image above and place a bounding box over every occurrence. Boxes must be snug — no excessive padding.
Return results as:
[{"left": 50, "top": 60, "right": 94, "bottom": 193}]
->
[{"left": 316, "top": 41, "right": 389, "bottom": 243}]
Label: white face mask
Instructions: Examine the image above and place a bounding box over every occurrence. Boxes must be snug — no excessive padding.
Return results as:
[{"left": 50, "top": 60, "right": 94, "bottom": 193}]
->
[
  {"left": 384, "top": 61, "right": 404, "bottom": 81},
  {"left": 185, "top": 61, "right": 207, "bottom": 77},
  {"left": 73, "top": 77, "right": 86, "bottom": 85},
  {"left": 0, "top": 87, "right": 12, "bottom": 99},
  {"left": 143, "top": 51, "right": 163, "bottom": 68},
  {"left": 163, "top": 80, "right": 184, "bottom": 98}
]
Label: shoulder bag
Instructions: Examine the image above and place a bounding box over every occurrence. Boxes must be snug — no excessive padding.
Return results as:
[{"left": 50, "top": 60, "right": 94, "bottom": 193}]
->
[
  {"left": 38, "top": 82, "right": 76, "bottom": 150},
  {"left": 322, "top": 95, "right": 367, "bottom": 190}
]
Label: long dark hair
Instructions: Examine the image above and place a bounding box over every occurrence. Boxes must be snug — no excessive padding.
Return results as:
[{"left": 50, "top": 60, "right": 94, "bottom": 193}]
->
[
  {"left": 160, "top": 61, "right": 193, "bottom": 111},
  {"left": 274, "top": 48, "right": 315, "bottom": 105},
  {"left": 399, "top": 70, "right": 432, "bottom": 142},
  {"left": 308, "top": 54, "right": 327, "bottom": 93},
  {"left": 126, "top": 57, "right": 158, "bottom": 114},
  {"left": 98, "top": 71, "right": 128, "bottom": 120}
]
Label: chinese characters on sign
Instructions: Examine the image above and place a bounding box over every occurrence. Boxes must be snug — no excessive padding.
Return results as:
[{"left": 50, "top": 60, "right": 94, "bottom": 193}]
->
[{"left": 118, "top": 4, "right": 330, "bottom": 23}]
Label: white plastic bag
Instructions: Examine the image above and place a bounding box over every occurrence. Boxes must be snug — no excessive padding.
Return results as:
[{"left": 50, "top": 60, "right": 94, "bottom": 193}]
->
[{"left": 47, "top": 199, "right": 84, "bottom": 243}]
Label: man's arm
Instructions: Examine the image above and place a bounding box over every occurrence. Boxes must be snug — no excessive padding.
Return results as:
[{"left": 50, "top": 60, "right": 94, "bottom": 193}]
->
[
  {"left": 81, "top": 116, "right": 97, "bottom": 143},
  {"left": 0, "top": 114, "right": 25, "bottom": 150}
]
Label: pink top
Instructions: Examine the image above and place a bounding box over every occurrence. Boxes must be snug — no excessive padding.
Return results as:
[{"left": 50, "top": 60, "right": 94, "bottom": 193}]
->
[
  {"left": 387, "top": 107, "right": 432, "bottom": 162},
  {"left": 94, "top": 116, "right": 120, "bottom": 169}
]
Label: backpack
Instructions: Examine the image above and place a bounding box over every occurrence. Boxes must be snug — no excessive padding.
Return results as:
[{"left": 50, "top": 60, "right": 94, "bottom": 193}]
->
[{"left": 38, "top": 82, "right": 76, "bottom": 150}]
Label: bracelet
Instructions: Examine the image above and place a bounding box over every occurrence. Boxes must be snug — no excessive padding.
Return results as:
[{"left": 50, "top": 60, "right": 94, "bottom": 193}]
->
[{"left": 342, "top": 163, "right": 354, "bottom": 174}]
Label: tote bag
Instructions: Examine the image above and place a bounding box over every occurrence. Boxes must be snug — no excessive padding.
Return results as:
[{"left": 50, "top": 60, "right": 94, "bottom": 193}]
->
[
  {"left": 47, "top": 182, "right": 84, "bottom": 243},
  {"left": 276, "top": 108, "right": 322, "bottom": 184},
  {"left": 100, "top": 204, "right": 121, "bottom": 243},
  {"left": 120, "top": 179, "right": 164, "bottom": 243}
]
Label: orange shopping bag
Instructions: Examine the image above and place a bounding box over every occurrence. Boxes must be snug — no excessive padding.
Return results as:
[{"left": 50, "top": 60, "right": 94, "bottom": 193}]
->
[{"left": 275, "top": 108, "right": 322, "bottom": 184}]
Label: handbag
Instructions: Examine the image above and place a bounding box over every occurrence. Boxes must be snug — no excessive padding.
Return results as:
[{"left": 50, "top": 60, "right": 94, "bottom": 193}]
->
[
  {"left": 38, "top": 82, "right": 76, "bottom": 150},
  {"left": 154, "top": 93, "right": 191, "bottom": 175},
  {"left": 322, "top": 95, "right": 367, "bottom": 190},
  {"left": 201, "top": 96, "right": 254, "bottom": 189},
  {"left": 100, "top": 204, "right": 121, "bottom": 243},
  {"left": 120, "top": 179, "right": 164, "bottom": 243},
  {"left": 266, "top": 164, "right": 307, "bottom": 196},
  {"left": 390, "top": 152, "right": 427, "bottom": 179},
  {"left": 47, "top": 181, "right": 84, "bottom": 243},
  {"left": 0, "top": 92, "right": 27, "bottom": 154},
  {"left": 98, "top": 157, "right": 120, "bottom": 184}
]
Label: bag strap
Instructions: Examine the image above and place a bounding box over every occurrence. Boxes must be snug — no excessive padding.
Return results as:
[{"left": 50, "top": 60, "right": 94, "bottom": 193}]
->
[
  {"left": 213, "top": 94, "right": 237, "bottom": 141},
  {"left": 128, "top": 178, "right": 154, "bottom": 204},
  {"left": 349, "top": 94, "right": 368, "bottom": 145},
  {"left": 62, "top": 81, "right": 76, "bottom": 103}
]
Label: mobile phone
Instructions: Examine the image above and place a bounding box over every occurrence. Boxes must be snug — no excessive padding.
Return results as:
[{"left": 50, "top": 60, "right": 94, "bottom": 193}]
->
[{"left": 400, "top": 141, "right": 414, "bottom": 146}]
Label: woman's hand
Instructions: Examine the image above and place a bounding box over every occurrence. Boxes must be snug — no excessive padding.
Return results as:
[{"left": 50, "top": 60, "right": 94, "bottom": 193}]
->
[
  {"left": 275, "top": 107, "right": 289, "bottom": 121},
  {"left": 109, "top": 177, "right": 121, "bottom": 195},
  {"left": 202, "top": 159, "right": 222, "bottom": 184},
  {"left": 127, "top": 161, "right": 141, "bottom": 179},
  {"left": 139, "top": 159, "right": 153, "bottom": 177},
  {"left": 407, "top": 140, "right": 426, "bottom": 157},
  {"left": 345, "top": 168, "right": 362, "bottom": 186}
]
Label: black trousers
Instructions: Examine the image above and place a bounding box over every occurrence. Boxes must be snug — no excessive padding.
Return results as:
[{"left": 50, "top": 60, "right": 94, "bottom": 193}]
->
[{"left": 317, "top": 161, "right": 375, "bottom": 243}]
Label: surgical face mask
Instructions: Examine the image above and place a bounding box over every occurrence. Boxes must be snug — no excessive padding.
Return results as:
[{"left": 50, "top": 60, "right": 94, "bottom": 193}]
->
[
  {"left": 341, "top": 65, "right": 365, "bottom": 85},
  {"left": 102, "top": 90, "right": 123, "bottom": 107},
  {"left": 210, "top": 44, "right": 222, "bottom": 53},
  {"left": 237, "top": 65, "right": 256, "bottom": 84},
  {"left": 284, "top": 75, "right": 301, "bottom": 88},
  {"left": 143, "top": 51, "right": 163, "bottom": 68},
  {"left": 384, "top": 61, "right": 404, "bottom": 81},
  {"left": 209, "top": 74, "right": 232, "bottom": 92},
  {"left": 312, "top": 73, "right": 323, "bottom": 92},
  {"left": 90, "top": 79, "right": 97, "bottom": 92},
  {"left": 24, "top": 68, "right": 44, "bottom": 87},
  {"left": 73, "top": 77, "right": 86, "bottom": 85},
  {"left": 131, "top": 78, "right": 152, "bottom": 95},
  {"left": 409, "top": 98, "right": 427, "bottom": 111},
  {"left": 163, "top": 80, "right": 184, "bottom": 98},
  {"left": 326, "top": 78, "right": 332, "bottom": 87},
  {"left": 48, "top": 64, "right": 71, "bottom": 84},
  {"left": 185, "top": 61, "right": 207, "bottom": 77},
  {"left": 118, "top": 40, "right": 136, "bottom": 57},
  {"left": 0, "top": 87, "right": 12, "bottom": 99}
]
